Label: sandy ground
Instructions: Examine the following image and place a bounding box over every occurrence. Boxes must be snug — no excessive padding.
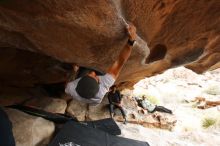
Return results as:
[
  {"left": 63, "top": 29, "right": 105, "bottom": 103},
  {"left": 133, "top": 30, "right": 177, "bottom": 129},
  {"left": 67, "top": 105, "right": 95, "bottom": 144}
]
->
[{"left": 118, "top": 67, "right": 220, "bottom": 146}]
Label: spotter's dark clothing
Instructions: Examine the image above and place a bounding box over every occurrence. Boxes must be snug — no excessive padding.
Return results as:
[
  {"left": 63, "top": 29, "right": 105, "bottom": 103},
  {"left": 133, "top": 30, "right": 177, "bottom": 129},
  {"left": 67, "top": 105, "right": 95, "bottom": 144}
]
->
[
  {"left": 108, "top": 90, "right": 126, "bottom": 119},
  {"left": 109, "top": 104, "right": 126, "bottom": 118},
  {"left": 0, "top": 107, "right": 15, "bottom": 146},
  {"left": 152, "top": 106, "right": 172, "bottom": 114},
  {"left": 108, "top": 90, "right": 122, "bottom": 104}
]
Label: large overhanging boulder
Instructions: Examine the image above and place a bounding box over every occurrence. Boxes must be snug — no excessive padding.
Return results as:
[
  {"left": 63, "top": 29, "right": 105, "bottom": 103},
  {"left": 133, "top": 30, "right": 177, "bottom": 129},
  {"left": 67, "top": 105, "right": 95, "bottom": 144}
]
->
[{"left": 0, "top": 0, "right": 219, "bottom": 88}]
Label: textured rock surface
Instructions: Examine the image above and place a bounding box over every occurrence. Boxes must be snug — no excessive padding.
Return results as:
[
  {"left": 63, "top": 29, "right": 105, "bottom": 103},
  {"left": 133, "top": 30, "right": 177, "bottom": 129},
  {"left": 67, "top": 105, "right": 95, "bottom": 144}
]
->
[
  {"left": 66, "top": 96, "right": 88, "bottom": 121},
  {"left": 66, "top": 95, "right": 176, "bottom": 130},
  {"left": 4, "top": 108, "right": 55, "bottom": 146},
  {"left": 24, "top": 97, "right": 67, "bottom": 114},
  {"left": 66, "top": 95, "right": 110, "bottom": 121},
  {"left": 0, "top": 0, "right": 219, "bottom": 87}
]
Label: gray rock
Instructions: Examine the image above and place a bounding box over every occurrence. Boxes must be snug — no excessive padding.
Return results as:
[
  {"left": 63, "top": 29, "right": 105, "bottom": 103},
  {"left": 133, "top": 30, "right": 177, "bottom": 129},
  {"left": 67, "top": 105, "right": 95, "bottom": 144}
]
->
[
  {"left": 66, "top": 97, "right": 88, "bottom": 121},
  {"left": 87, "top": 97, "right": 111, "bottom": 120},
  {"left": 66, "top": 95, "right": 111, "bottom": 121},
  {"left": 25, "top": 97, "right": 67, "bottom": 114},
  {"left": 4, "top": 108, "right": 55, "bottom": 146}
]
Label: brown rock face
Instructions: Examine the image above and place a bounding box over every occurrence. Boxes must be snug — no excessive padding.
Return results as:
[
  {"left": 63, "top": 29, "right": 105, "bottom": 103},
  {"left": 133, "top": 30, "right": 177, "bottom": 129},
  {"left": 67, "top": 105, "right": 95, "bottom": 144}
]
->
[{"left": 0, "top": 0, "right": 219, "bottom": 87}]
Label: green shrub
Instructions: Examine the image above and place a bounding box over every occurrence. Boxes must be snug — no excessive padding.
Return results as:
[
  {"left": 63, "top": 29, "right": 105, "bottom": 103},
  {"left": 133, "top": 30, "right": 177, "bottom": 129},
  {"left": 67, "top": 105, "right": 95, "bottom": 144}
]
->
[
  {"left": 144, "top": 95, "right": 159, "bottom": 104},
  {"left": 202, "top": 117, "right": 216, "bottom": 129}
]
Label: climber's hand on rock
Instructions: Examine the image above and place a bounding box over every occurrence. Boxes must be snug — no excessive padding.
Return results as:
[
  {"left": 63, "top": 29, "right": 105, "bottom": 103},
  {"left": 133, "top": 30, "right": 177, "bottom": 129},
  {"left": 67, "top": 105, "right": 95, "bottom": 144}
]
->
[
  {"left": 118, "top": 103, "right": 122, "bottom": 107},
  {"left": 127, "top": 23, "right": 137, "bottom": 41},
  {"left": 73, "top": 64, "right": 79, "bottom": 72}
]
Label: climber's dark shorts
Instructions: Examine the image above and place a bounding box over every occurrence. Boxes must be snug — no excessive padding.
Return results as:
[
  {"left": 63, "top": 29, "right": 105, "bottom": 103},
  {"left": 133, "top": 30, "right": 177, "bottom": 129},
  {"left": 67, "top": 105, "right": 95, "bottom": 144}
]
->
[{"left": 0, "top": 107, "right": 15, "bottom": 146}]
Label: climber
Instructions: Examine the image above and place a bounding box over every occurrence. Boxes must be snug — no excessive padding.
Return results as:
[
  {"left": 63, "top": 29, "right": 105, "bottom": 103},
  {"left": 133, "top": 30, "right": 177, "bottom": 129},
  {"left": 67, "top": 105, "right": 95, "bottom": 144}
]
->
[
  {"left": 65, "top": 24, "right": 137, "bottom": 105},
  {"left": 108, "top": 85, "right": 127, "bottom": 124}
]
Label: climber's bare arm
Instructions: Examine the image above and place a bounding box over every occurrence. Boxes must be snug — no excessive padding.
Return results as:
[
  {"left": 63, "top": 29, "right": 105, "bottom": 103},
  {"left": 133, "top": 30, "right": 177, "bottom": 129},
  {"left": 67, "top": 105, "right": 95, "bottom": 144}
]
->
[
  {"left": 107, "top": 44, "right": 132, "bottom": 79},
  {"left": 107, "top": 24, "right": 137, "bottom": 79}
]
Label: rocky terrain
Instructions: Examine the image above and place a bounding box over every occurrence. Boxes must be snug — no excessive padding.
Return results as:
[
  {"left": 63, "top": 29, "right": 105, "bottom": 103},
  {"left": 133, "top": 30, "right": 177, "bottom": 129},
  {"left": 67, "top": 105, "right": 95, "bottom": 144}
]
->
[
  {"left": 0, "top": 0, "right": 219, "bottom": 88},
  {"left": 1, "top": 93, "right": 175, "bottom": 146},
  {"left": 1, "top": 67, "right": 219, "bottom": 146},
  {"left": 121, "top": 67, "right": 220, "bottom": 146},
  {"left": 0, "top": 1, "right": 220, "bottom": 145}
]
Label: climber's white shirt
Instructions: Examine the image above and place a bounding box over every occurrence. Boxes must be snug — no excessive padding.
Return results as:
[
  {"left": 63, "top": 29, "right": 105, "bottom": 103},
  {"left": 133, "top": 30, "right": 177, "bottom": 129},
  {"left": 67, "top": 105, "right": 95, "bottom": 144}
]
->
[{"left": 65, "top": 73, "right": 115, "bottom": 105}]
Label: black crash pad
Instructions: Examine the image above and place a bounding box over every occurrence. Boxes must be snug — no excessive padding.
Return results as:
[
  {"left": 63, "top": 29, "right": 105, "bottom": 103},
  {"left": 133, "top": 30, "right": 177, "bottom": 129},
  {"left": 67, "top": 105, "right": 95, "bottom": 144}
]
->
[{"left": 49, "top": 121, "right": 150, "bottom": 146}]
